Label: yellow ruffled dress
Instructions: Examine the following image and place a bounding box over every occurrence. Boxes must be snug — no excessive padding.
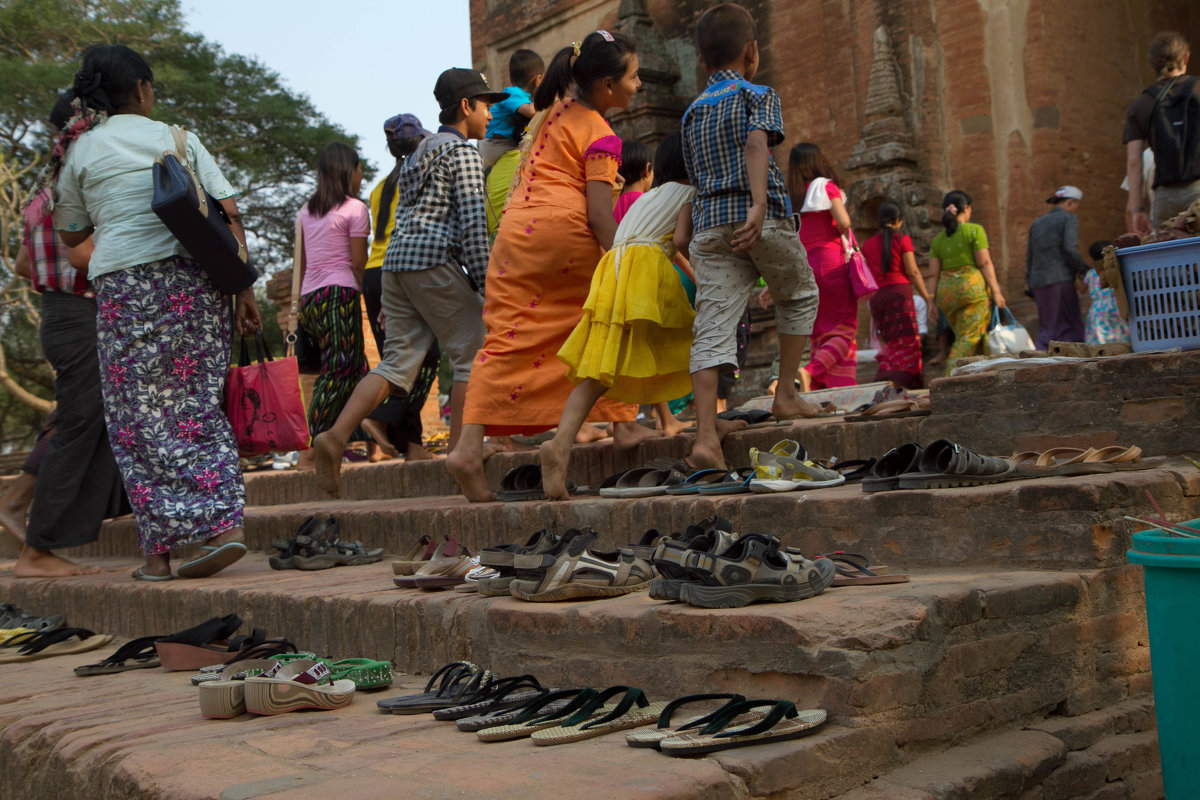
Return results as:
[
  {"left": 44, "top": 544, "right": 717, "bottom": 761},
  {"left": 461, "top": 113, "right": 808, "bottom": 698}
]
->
[{"left": 558, "top": 181, "right": 697, "bottom": 404}]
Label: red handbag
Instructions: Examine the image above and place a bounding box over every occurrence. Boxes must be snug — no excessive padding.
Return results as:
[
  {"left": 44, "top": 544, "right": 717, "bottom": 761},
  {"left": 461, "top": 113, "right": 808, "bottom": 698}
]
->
[
  {"left": 226, "top": 333, "right": 309, "bottom": 457},
  {"left": 843, "top": 230, "right": 878, "bottom": 299}
]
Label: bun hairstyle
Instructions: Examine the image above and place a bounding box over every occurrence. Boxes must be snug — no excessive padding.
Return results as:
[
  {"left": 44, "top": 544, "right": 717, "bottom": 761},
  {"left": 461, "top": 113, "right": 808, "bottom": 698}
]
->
[
  {"left": 69, "top": 44, "right": 154, "bottom": 116},
  {"left": 652, "top": 131, "right": 688, "bottom": 186},
  {"left": 307, "top": 142, "right": 360, "bottom": 218},
  {"left": 533, "top": 30, "right": 636, "bottom": 111},
  {"left": 940, "top": 190, "right": 972, "bottom": 236},
  {"left": 877, "top": 201, "right": 902, "bottom": 274}
]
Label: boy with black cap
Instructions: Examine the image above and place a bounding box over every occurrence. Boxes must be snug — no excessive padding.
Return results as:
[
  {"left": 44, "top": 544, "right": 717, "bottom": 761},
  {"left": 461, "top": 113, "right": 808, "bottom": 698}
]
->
[{"left": 313, "top": 69, "right": 507, "bottom": 497}]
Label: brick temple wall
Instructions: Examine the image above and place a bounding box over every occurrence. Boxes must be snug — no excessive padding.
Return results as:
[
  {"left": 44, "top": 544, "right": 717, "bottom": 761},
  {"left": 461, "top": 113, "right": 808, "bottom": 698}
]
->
[{"left": 470, "top": 0, "right": 1200, "bottom": 299}]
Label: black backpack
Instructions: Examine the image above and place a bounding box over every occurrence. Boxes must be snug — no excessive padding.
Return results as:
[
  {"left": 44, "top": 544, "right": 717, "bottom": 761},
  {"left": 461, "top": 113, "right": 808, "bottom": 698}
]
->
[{"left": 1146, "top": 76, "right": 1200, "bottom": 187}]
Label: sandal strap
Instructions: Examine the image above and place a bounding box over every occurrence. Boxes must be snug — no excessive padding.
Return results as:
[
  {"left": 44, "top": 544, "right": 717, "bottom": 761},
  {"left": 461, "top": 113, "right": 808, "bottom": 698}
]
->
[
  {"left": 561, "top": 685, "right": 646, "bottom": 729},
  {"left": 656, "top": 692, "right": 745, "bottom": 729},
  {"left": 16, "top": 627, "right": 94, "bottom": 655},
  {"left": 422, "top": 661, "right": 474, "bottom": 694},
  {"left": 94, "top": 635, "right": 164, "bottom": 666},
  {"left": 159, "top": 613, "right": 242, "bottom": 646},
  {"left": 700, "top": 698, "right": 797, "bottom": 738},
  {"left": 471, "top": 674, "right": 543, "bottom": 711},
  {"left": 516, "top": 688, "right": 598, "bottom": 726}
]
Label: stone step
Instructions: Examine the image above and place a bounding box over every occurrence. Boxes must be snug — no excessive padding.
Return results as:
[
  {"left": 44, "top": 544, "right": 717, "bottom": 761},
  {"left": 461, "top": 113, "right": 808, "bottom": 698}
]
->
[
  {"left": 0, "top": 562, "right": 1156, "bottom": 800},
  {"left": 26, "top": 464, "right": 1200, "bottom": 572},
  {"left": 239, "top": 415, "right": 925, "bottom": 506}
]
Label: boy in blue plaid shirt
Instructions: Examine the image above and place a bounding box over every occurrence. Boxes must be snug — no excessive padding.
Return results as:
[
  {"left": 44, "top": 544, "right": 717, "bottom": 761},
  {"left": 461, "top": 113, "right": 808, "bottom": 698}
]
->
[{"left": 682, "top": 3, "right": 820, "bottom": 470}]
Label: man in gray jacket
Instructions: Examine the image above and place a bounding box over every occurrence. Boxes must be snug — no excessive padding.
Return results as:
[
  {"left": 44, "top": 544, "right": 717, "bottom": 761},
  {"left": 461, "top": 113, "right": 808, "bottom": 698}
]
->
[{"left": 1026, "top": 186, "right": 1089, "bottom": 350}]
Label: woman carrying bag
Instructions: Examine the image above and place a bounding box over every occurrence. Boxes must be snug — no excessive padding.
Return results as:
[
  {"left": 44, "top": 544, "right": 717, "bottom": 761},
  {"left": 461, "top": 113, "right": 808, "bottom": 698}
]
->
[
  {"left": 927, "top": 190, "right": 1006, "bottom": 372},
  {"left": 52, "top": 44, "right": 261, "bottom": 581}
]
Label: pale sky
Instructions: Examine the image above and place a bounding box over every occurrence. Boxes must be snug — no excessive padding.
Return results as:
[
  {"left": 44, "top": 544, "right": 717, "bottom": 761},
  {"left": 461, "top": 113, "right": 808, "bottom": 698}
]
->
[{"left": 183, "top": 1, "right": 473, "bottom": 175}]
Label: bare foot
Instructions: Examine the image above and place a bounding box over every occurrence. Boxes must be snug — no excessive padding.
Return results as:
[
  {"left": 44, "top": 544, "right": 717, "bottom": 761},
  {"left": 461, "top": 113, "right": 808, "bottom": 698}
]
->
[
  {"left": 772, "top": 395, "right": 822, "bottom": 420},
  {"left": 715, "top": 418, "right": 749, "bottom": 441},
  {"left": 494, "top": 435, "right": 535, "bottom": 452},
  {"left": 613, "top": 422, "right": 665, "bottom": 452},
  {"left": 312, "top": 431, "right": 345, "bottom": 498},
  {"left": 205, "top": 526, "right": 246, "bottom": 548},
  {"left": 575, "top": 424, "right": 609, "bottom": 444},
  {"left": 688, "top": 438, "right": 727, "bottom": 471},
  {"left": 133, "top": 553, "right": 171, "bottom": 579},
  {"left": 446, "top": 450, "right": 495, "bottom": 502},
  {"left": 296, "top": 448, "right": 316, "bottom": 472},
  {"left": 657, "top": 416, "right": 687, "bottom": 436},
  {"left": 14, "top": 547, "right": 101, "bottom": 577},
  {"left": 405, "top": 443, "right": 435, "bottom": 461},
  {"left": 539, "top": 439, "right": 572, "bottom": 501},
  {"left": 362, "top": 418, "right": 399, "bottom": 458},
  {"left": 480, "top": 440, "right": 505, "bottom": 461}
]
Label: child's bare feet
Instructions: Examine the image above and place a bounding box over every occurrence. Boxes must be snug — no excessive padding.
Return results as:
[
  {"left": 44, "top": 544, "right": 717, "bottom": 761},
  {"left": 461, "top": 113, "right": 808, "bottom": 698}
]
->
[
  {"left": 771, "top": 395, "right": 822, "bottom": 420},
  {"left": 688, "top": 437, "right": 727, "bottom": 471},
  {"left": 362, "top": 418, "right": 399, "bottom": 458},
  {"left": 14, "top": 548, "right": 101, "bottom": 578},
  {"left": 574, "top": 424, "right": 609, "bottom": 443},
  {"left": 405, "top": 442, "right": 435, "bottom": 461},
  {"left": 715, "top": 418, "right": 749, "bottom": 441},
  {"left": 613, "top": 422, "right": 665, "bottom": 451},
  {"left": 538, "top": 439, "right": 572, "bottom": 500},
  {"left": 447, "top": 450, "right": 495, "bottom": 502},
  {"left": 494, "top": 435, "right": 535, "bottom": 452},
  {"left": 312, "top": 431, "right": 346, "bottom": 497}
]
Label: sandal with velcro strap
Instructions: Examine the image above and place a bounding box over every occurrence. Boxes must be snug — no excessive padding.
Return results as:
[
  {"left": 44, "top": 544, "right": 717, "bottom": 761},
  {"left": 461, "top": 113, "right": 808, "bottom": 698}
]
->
[
  {"left": 649, "top": 521, "right": 742, "bottom": 601},
  {"left": 677, "top": 534, "right": 836, "bottom": 609},
  {"left": 508, "top": 533, "right": 654, "bottom": 602},
  {"left": 658, "top": 699, "right": 828, "bottom": 756},
  {"left": 897, "top": 439, "right": 1015, "bottom": 489}
]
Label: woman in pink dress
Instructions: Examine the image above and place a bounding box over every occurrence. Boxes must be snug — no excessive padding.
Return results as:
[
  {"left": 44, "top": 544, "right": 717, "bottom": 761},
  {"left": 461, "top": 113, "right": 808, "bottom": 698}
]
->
[{"left": 790, "top": 143, "right": 856, "bottom": 389}]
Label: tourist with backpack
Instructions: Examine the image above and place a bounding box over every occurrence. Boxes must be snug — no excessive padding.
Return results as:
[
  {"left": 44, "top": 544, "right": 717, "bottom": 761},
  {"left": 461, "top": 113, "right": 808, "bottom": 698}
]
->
[{"left": 1123, "top": 31, "right": 1200, "bottom": 235}]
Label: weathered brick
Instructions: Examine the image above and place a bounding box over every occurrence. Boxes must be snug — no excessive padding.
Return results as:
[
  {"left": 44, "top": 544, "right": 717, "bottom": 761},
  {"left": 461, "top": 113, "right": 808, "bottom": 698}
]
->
[
  {"left": 1087, "top": 732, "right": 1160, "bottom": 783},
  {"left": 1041, "top": 750, "right": 1109, "bottom": 800}
]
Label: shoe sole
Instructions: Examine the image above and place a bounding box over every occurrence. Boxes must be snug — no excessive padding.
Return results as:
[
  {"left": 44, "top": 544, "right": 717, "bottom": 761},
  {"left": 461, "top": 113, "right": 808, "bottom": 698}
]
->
[
  {"left": 244, "top": 679, "right": 355, "bottom": 715},
  {"left": 648, "top": 577, "right": 684, "bottom": 601},
  {"left": 177, "top": 543, "right": 247, "bottom": 579},
  {"left": 509, "top": 579, "right": 651, "bottom": 602},
  {"left": 198, "top": 682, "right": 246, "bottom": 719},
  {"left": 896, "top": 469, "right": 1015, "bottom": 490},
  {"left": 678, "top": 579, "right": 826, "bottom": 609}
]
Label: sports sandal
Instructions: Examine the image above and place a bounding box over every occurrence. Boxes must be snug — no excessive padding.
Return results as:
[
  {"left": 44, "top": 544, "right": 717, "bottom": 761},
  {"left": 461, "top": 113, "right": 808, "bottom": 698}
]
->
[
  {"left": 0, "top": 627, "right": 112, "bottom": 664},
  {"left": 530, "top": 686, "right": 666, "bottom": 746},
  {"left": 0, "top": 604, "right": 64, "bottom": 633},
  {"left": 198, "top": 658, "right": 282, "bottom": 719},
  {"left": 432, "top": 674, "right": 545, "bottom": 720},
  {"left": 376, "top": 661, "right": 487, "bottom": 714},
  {"left": 658, "top": 699, "right": 828, "bottom": 756},
  {"left": 626, "top": 693, "right": 748, "bottom": 748},
  {"left": 508, "top": 536, "right": 654, "bottom": 602},
  {"left": 897, "top": 439, "right": 1016, "bottom": 489},
  {"left": 244, "top": 659, "right": 356, "bottom": 715},
  {"left": 862, "top": 443, "right": 925, "bottom": 493},
  {"left": 268, "top": 515, "right": 321, "bottom": 570},
  {"left": 293, "top": 521, "right": 383, "bottom": 570},
  {"left": 392, "top": 534, "right": 436, "bottom": 575},
  {"left": 155, "top": 614, "right": 244, "bottom": 671},
  {"left": 750, "top": 440, "right": 845, "bottom": 492},
  {"left": 821, "top": 551, "right": 910, "bottom": 586},
  {"left": 477, "top": 688, "right": 605, "bottom": 741},
  {"left": 74, "top": 635, "right": 164, "bottom": 676},
  {"left": 678, "top": 536, "right": 836, "bottom": 609},
  {"left": 650, "top": 521, "right": 743, "bottom": 601}
]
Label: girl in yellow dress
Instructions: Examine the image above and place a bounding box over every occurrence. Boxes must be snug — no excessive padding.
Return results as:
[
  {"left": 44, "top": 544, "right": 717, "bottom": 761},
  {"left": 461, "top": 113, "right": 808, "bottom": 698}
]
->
[{"left": 540, "top": 133, "right": 696, "bottom": 499}]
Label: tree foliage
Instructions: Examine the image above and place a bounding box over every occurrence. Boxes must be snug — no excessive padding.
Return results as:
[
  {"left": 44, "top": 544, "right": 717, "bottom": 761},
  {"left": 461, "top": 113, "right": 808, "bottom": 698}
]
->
[{"left": 0, "top": 0, "right": 362, "bottom": 450}]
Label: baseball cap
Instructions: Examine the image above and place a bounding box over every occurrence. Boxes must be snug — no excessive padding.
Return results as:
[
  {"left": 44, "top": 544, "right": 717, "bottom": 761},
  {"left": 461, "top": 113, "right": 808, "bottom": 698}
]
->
[
  {"left": 1047, "top": 185, "right": 1083, "bottom": 203},
  {"left": 383, "top": 113, "right": 431, "bottom": 139},
  {"left": 433, "top": 68, "right": 509, "bottom": 110}
]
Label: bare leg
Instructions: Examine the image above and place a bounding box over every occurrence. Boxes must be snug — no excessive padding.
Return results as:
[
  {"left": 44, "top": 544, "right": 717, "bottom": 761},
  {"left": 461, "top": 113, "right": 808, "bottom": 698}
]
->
[
  {"left": 774, "top": 334, "right": 821, "bottom": 419},
  {"left": 540, "top": 379, "right": 609, "bottom": 500},
  {"left": 0, "top": 471, "right": 36, "bottom": 546},
  {"left": 797, "top": 366, "right": 813, "bottom": 393},
  {"left": 689, "top": 367, "right": 726, "bottom": 470},
  {"left": 446, "top": 423, "right": 495, "bottom": 502},
  {"left": 15, "top": 546, "right": 101, "bottom": 577},
  {"left": 448, "top": 380, "right": 468, "bottom": 451},
  {"left": 654, "top": 402, "right": 686, "bottom": 436},
  {"left": 362, "top": 417, "right": 399, "bottom": 459},
  {"left": 314, "top": 374, "right": 392, "bottom": 497}
]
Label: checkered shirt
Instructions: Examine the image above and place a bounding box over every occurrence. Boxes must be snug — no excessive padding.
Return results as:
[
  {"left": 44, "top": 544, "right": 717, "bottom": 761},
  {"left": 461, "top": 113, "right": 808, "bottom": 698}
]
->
[
  {"left": 682, "top": 70, "right": 790, "bottom": 233},
  {"left": 23, "top": 189, "right": 88, "bottom": 295},
  {"left": 381, "top": 130, "right": 490, "bottom": 292}
]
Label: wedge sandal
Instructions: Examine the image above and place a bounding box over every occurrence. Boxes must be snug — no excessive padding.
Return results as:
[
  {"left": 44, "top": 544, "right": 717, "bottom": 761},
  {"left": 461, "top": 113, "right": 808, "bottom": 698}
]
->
[
  {"left": 531, "top": 686, "right": 665, "bottom": 745},
  {"left": 198, "top": 658, "right": 282, "bottom": 719},
  {"left": 658, "top": 700, "right": 828, "bottom": 756},
  {"left": 154, "top": 614, "right": 244, "bottom": 672},
  {"left": 244, "top": 659, "right": 356, "bottom": 715}
]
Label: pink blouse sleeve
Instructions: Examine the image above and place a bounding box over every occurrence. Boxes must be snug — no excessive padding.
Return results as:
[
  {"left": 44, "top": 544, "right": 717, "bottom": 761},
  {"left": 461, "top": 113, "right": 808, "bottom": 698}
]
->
[
  {"left": 585, "top": 134, "right": 622, "bottom": 184},
  {"left": 825, "top": 182, "right": 843, "bottom": 201}
]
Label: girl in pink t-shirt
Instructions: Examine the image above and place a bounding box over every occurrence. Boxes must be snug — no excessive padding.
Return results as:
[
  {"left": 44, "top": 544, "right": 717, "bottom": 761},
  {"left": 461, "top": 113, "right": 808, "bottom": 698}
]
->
[
  {"left": 790, "top": 143, "right": 856, "bottom": 389},
  {"left": 296, "top": 142, "right": 370, "bottom": 459}
]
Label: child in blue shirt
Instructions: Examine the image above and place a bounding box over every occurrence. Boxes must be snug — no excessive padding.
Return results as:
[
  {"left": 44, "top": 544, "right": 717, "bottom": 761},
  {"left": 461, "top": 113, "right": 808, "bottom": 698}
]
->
[
  {"left": 682, "top": 3, "right": 821, "bottom": 470},
  {"left": 478, "top": 48, "right": 544, "bottom": 170}
]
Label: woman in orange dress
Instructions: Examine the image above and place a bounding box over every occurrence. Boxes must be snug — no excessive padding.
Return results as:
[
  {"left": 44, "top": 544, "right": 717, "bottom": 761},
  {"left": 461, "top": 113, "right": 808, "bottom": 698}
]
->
[{"left": 448, "top": 30, "right": 646, "bottom": 501}]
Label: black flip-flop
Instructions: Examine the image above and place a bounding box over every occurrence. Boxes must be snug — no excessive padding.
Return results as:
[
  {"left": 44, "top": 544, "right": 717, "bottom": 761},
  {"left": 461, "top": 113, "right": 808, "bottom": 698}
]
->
[
  {"left": 74, "top": 635, "right": 165, "bottom": 676},
  {"left": 496, "top": 464, "right": 577, "bottom": 501}
]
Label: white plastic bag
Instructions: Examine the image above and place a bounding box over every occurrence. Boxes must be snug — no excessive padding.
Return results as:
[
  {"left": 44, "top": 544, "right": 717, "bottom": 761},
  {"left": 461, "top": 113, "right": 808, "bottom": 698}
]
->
[{"left": 987, "top": 306, "right": 1036, "bottom": 356}]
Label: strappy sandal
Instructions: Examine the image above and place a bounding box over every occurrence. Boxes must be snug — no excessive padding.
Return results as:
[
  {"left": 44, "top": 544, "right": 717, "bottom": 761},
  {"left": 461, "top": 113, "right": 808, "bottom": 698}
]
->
[
  {"left": 1085, "top": 445, "right": 1166, "bottom": 471},
  {"left": 269, "top": 516, "right": 321, "bottom": 570},
  {"left": 897, "top": 439, "right": 1015, "bottom": 489},
  {"left": 292, "top": 519, "right": 383, "bottom": 570},
  {"left": 626, "top": 693, "right": 749, "bottom": 748},
  {"left": 658, "top": 699, "right": 828, "bottom": 756},
  {"left": 155, "top": 614, "right": 244, "bottom": 671},
  {"left": 244, "top": 659, "right": 356, "bottom": 715},
  {"left": 649, "top": 521, "right": 743, "bottom": 601},
  {"left": 0, "top": 627, "right": 112, "bottom": 664},
  {"left": 376, "top": 661, "right": 486, "bottom": 714},
  {"left": 74, "top": 635, "right": 164, "bottom": 676},
  {"left": 0, "top": 604, "right": 64, "bottom": 633},
  {"left": 530, "top": 686, "right": 666, "bottom": 745},
  {"left": 844, "top": 397, "right": 931, "bottom": 422}
]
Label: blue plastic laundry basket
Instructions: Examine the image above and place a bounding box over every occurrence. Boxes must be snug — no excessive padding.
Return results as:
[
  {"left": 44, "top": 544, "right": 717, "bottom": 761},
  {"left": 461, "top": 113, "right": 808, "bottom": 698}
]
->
[{"left": 1116, "top": 237, "right": 1200, "bottom": 352}]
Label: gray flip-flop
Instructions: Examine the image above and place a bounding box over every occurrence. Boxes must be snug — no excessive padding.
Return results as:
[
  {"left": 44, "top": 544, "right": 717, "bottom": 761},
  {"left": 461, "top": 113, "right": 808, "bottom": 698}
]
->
[{"left": 176, "top": 542, "right": 247, "bottom": 579}]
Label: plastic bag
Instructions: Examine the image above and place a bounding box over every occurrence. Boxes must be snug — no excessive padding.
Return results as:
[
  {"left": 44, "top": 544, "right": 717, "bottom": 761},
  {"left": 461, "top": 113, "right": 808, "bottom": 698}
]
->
[
  {"left": 987, "top": 306, "right": 1035, "bottom": 356},
  {"left": 226, "top": 333, "right": 309, "bottom": 456}
]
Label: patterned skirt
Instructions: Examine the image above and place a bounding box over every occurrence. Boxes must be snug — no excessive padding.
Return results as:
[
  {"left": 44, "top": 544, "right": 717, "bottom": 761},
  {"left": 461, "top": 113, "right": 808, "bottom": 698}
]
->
[
  {"left": 93, "top": 257, "right": 244, "bottom": 555},
  {"left": 869, "top": 283, "right": 923, "bottom": 389}
]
